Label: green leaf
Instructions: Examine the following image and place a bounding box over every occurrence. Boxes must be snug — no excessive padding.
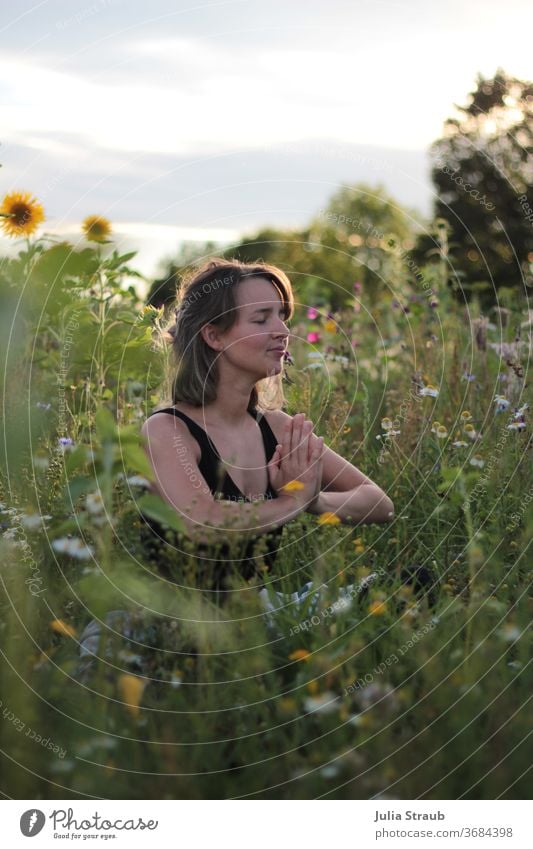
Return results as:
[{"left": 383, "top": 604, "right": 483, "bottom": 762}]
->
[
  {"left": 137, "top": 493, "right": 185, "bottom": 534},
  {"left": 95, "top": 407, "right": 117, "bottom": 442},
  {"left": 120, "top": 443, "right": 155, "bottom": 480}
]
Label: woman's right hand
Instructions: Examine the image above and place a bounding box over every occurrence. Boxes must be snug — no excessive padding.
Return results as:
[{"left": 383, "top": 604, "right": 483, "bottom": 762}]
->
[{"left": 267, "top": 413, "right": 324, "bottom": 509}]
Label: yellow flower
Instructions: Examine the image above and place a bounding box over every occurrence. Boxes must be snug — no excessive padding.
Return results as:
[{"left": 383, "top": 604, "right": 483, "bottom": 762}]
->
[
  {"left": 460, "top": 411, "right": 472, "bottom": 422},
  {"left": 49, "top": 619, "right": 77, "bottom": 638},
  {"left": 353, "top": 542, "right": 365, "bottom": 554},
  {"left": 281, "top": 479, "right": 305, "bottom": 492},
  {"left": 117, "top": 674, "right": 147, "bottom": 720},
  {"left": 343, "top": 426, "right": 351, "bottom": 433},
  {"left": 368, "top": 600, "right": 387, "bottom": 616},
  {"left": 318, "top": 512, "right": 341, "bottom": 525},
  {"left": 0, "top": 191, "right": 45, "bottom": 238},
  {"left": 430, "top": 421, "right": 441, "bottom": 434},
  {"left": 82, "top": 214, "right": 112, "bottom": 242},
  {"left": 436, "top": 425, "right": 448, "bottom": 439},
  {"left": 324, "top": 319, "right": 337, "bottom": 333},
  {"left": 381, "top": 417, "right": 393, "bottom": 431},
  {"left": 289, "top": 649, "right": 311, "bottom": 662},
  {"left": 306, "top": 679, "right": 319, "bottom": 694}
]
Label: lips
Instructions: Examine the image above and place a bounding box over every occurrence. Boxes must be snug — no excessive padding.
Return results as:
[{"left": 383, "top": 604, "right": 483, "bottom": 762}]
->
[{"left": 268, "top": 348, "right": 286, "bottom": 354}]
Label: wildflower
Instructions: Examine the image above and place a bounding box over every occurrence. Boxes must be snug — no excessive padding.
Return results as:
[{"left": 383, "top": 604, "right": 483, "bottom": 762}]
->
[
  {"left": 343, "top": 426, "right": 351, "bottom": 434},
  {"left": 323, "top": 319, "right": 337, "bottom": 333},
  {"left": 307, "top": 307, "right": 319, "bottom": 319},
  {"left": 82, "top": 215, "right": 112, "bottom": 242},
  {"left": 281, "top": 480, "right": 305, "bottom": 493},
  {"left": 514, "top": 403, "right": 529, "bottom": 417},
  {"left": 86, "top": 492, "right": 105, "bottom": 514},
  {"left": 20, "top": 512, "right": 52, "bottom": 530},
  {"left": 494, "top": 395, "right": 510, "bottom": 412},
  {"left": 50, "top": 619, "right": 77, "bottom": 638},
  {"left": 452, "top": 440, "right": 468, "bottom": 448},
  {"left": 498, "top": 624, "right": 521, "bottom": 643},
  {"left": 381, "top": 417, "right": 393, "bottom": 431},
  {"left": 507, "top": 421, "right": 526, "bottom": 431},
  {"left": 419, "top": 384, "right": 439, "bottom": 398},
  {"left": 436, "top": 425, "right": 448, "bottom": 439},
  {"left": 469, "top": 455, "right": 485, "bottom": 468},
  {"left": 170, "top": 671, "right": 182, "bottom": 689},
  {"left": 0, "top": 191, "right": 45, "bottom": 238},
  {"left": 429, "top": 297, "right": 439, "bottom": 308},
  {"left": 307, "top": 331, "right": 321, "bottom": 343},
  {"left": 303, "top": 691, "right": 338, "bottom": 715},
  {"left": 464, "top": 423, "right": 478, "bottom": 440},
  {"left": 462, "top": 372, "right": 476, "bottom": 382},
  {"left": 430, "top": 421, "right": 441, "bottom": 434},
  {"left": 368, "top": 600, "right": 387, "bottom": 616},
  {"left": 58, "top": 437, "right": 75, "bottom": 452},
  {"left": 353, "top": 281, "right": 362, "bottom": 292},
  {"left": 288, "top": 649, "right": 311, "bottom": 662},
  {"left": 36, "top": 402, "right": 51, "bottom": 411},
  {"left": 117, "top": 674, "right": 147, "bottom": 720},
  {"left": 318, "top": 512, "right": 341, "bottom": 525},
  {"left": 126, "top": 475, "right": 151, "bottom": 488},
  {"left": 52, "top": 537, "right": 94, "bottom": 560},
  {"left": 460, "top": 411, "right": 472, "bottom": 422},
  {"left": 33, "top": 451, "right": 50, "bottom": 470}
]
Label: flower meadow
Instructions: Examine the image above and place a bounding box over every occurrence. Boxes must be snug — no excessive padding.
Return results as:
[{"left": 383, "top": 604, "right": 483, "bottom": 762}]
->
[{"left": 0, "top": 196, "right": 531, "bottom": 801}]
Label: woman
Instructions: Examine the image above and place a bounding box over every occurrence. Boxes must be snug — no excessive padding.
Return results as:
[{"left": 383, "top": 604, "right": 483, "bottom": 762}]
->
[
  {"left": 77, "top": 258, "right": 393, "bottom": 672},
  {"left": 140, "top": 258, "right": 393, "bottom": 592}
]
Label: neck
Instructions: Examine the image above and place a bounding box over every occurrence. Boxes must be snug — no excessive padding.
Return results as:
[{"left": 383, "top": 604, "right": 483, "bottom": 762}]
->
[{"left": 203, "top": 379, "right": 256, "bottom": 428}]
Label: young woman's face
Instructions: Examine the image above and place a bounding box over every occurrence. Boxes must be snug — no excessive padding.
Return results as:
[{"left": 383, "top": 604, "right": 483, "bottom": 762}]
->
[{"left": 215, "top": 276, "right": 290, "bottom": 378}]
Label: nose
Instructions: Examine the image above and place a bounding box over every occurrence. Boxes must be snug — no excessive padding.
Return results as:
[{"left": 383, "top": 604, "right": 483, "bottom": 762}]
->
[{"left": 273, "top": 316, "right": 290, "bottom": 339}]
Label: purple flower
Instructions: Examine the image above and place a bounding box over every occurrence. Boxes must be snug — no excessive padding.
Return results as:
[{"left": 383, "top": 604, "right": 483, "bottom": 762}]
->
[
  {"left": 353, "top": 282, "right": 362, "bottom": 292},
  {"left": 307, "top": 307, "right": 319, "bottom": 320}
]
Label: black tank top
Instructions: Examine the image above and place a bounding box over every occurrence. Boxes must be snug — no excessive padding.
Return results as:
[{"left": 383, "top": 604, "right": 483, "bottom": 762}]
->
[{"left": 139, "top": 406, "right": 284, "bottom": 591}]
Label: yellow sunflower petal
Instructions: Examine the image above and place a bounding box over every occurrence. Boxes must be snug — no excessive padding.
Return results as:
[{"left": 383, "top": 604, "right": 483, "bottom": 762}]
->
[
  {"left": 82, "top": 215, "right": 112, "bottom": 243},
  {"left": 0, "top": 191, "right": 45, "bottom": 238}
]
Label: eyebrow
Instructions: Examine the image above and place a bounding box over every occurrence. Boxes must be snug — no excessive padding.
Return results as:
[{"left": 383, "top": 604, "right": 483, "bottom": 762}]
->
[{"left": 250, "top": 306, "right": 287, "bottom": 315}]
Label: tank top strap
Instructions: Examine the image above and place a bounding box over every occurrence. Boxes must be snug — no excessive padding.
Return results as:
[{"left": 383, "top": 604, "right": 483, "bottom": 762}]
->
[
  {"left": 148, "top": 407, "right": 218, "bottom": 455},
  {"left": 251, "top": 409, "right": 279, "bottom": 462}
]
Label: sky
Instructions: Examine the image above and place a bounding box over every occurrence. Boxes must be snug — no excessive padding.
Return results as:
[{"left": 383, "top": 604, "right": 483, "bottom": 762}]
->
[{"left": 1, "top": 0, "right": 532, "bottom": 281}]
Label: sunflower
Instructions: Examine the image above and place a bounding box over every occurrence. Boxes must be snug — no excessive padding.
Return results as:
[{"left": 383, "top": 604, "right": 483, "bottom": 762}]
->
[
  {"left": 82, "top": 214, "right": 112, "bottom": 242},
  {"left": 0, "top": 191, "right": 45, "bottom": 238}
]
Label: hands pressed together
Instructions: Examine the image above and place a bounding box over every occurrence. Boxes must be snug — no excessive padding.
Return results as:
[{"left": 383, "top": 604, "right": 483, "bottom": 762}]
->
[{"left": 267, "top": 413, "right": 324, "bottom": 511}]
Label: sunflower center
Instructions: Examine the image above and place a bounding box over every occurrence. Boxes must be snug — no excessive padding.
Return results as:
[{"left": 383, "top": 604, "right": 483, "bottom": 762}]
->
[{"left": 11, "top": 202, "right": 33, "bottom": 227}]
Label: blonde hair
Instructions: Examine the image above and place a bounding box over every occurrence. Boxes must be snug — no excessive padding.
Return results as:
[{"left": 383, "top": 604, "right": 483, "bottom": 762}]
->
[{"left": 164, "top": 257, "right": 294, "bottom": 412}]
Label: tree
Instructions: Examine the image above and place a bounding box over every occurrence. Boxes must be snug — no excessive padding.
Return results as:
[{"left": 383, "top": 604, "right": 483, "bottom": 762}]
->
[{"left": 418, "top": 70, "right": 533, "bottom": 300}]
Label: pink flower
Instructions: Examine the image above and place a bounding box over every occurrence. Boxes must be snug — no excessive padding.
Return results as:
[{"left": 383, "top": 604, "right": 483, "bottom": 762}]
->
[
  {"left": 307, "top": 331, "right": 321, "bottom": 343},
  {"left": 353, "top": 282, "right": 362, "bottom": 292},
  {"left": 307, "top": 307, "right": 319, "bottom": 319}
]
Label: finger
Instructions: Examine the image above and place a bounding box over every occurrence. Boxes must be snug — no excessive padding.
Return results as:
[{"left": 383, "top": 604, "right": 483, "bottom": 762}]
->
[{"left": 290, "top": 413, "right": 303, "bottom": 463}]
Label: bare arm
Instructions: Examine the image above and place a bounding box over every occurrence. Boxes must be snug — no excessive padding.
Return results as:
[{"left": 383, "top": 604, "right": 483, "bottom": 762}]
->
[
  {"left": 264, "top": 409, "right": 394, "bottom": 525},
  {"left": 141, "top": 415, "right": 307, "bottom": 545}
]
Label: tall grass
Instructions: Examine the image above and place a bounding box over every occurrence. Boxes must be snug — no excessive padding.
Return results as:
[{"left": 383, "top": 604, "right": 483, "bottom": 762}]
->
[{"left": 0, "top": 236, "right": 531, "bottom": 799}]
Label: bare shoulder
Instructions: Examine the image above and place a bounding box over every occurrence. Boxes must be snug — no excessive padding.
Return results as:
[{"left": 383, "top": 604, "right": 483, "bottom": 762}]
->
[
  {"left": 261, "top": 408, "right": 299, "bottom": 443},
  {"left": 141, "top": 406, "right": 201, "bottom": 463}
]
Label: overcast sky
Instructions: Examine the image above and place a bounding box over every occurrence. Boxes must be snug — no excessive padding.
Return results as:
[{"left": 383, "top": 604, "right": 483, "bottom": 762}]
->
[{"left": 1, "top": 0, "right": 532, "bottom": 279}]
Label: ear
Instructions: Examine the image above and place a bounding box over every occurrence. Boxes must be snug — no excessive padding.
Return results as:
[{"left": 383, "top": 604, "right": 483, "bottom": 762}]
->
[{"left": 200, "top": 322, "right": 224, "bottom": 352}]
